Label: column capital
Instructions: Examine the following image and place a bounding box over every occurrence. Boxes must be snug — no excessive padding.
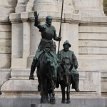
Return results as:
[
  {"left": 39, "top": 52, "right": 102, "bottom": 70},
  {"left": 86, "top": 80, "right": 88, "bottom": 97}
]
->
[
  {"left": 9, "top": 13, "right": 22, "bottom": 24},
  {"left": 21, "top": 12, "right": 29, "bottom": 22}
]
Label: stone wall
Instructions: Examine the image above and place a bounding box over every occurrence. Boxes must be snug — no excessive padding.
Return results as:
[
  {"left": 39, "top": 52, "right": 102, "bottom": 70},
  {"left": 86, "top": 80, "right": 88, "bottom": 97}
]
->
[
  {"left": 73, "top": 0, "right": 104, "bottom": 17},
  {"left": 0, "top": 0, "right": 17, "bottom": 68},
  {"left": 0, "top": 0, "right": 107, "bottom": 96},
  {"left": 0, "top": 0, "right": 17, "bottom": 93}
]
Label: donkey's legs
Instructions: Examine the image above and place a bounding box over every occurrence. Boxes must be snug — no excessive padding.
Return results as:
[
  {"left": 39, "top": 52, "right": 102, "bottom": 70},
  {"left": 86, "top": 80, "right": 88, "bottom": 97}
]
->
[
  {"left": 61, "top": 84, "right": 65, "bottom": 103},
  {"left": 66, "top": 85, "right": 70, "bottom": 103},
  {"left": 49, "top": 91, "right": 55, "bottom": 104}
]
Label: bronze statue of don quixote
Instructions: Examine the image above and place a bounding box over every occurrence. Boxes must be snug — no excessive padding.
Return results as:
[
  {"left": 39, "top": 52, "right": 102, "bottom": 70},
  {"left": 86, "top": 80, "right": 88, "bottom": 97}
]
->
[{"left": 29, "top": 0, "right": 79, "bottom": 104}]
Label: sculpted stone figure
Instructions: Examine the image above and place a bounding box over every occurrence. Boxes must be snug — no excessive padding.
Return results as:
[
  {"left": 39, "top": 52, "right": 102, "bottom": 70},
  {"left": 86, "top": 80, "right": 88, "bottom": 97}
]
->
[
  {"left": 57, "top": 40, "right": 80, "bottom": 103},
  {"left": 29, "top": 12, "right": 61, "bottom": 104}
]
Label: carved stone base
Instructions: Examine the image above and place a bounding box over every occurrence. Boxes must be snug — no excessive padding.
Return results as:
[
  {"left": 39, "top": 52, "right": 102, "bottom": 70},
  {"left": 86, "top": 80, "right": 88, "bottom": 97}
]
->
[{"left": 0, "top": 96, "right": 106, "bottom": 107}]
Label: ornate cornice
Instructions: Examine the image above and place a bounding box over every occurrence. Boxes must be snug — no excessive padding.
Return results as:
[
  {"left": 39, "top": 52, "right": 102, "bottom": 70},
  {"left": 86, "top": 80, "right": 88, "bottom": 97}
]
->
[{"left": 9, "top": 11, "right": 81, "bottom": 24}]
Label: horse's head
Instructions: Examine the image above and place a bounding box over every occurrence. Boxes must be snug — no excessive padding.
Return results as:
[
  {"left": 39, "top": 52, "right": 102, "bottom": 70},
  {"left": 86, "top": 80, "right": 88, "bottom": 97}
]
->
[
  {"left": 38, "top": 48, "right": 50, "bottom": 66},
  {"left": 38, "top": 48, "right": 53, "bottom": 70}
]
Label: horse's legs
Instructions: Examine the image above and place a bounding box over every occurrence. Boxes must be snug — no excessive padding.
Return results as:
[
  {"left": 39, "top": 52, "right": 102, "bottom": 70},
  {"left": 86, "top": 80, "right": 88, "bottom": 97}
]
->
[
  {"left": 61, "top": 84, "right": 65, "bottom": 103},
  {"left": 66, "top": 85, "right": 70, "bottom": 103},
  {"left": 44, "top": 78, "right": 49, "bottom": 103},
  {"left": 40, "top": 78, "right": 48, "bottom": 103},
  {"left": 48, "top": 79, "right": 55, "bottom": 104},
  {"left": 40, "top": 79, "right": 44, "bottom": 103}
]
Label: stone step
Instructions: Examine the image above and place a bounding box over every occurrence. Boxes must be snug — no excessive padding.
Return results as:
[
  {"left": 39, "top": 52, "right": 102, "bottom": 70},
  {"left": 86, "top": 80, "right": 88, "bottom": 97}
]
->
[
  {"left": 0, "top": 96, "right": 107, "bottom": 107},
  {"left": 1, "top": 91, "right": 98, "bottom": 97},
  {"left": 1, "top": 79, "right": 99, "bottom": 96}
]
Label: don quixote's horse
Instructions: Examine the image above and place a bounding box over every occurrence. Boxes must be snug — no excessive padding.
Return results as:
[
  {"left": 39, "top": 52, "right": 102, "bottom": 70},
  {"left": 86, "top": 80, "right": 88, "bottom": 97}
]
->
[{"left": 37, "top": 48, "right": 57, "bottom": 104}]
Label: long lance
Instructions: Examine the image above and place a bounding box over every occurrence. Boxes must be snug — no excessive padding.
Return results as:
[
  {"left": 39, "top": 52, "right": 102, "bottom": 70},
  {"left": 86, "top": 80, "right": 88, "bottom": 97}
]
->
[{"left": 58, "top": 0, "right": 64, "bottom": 56}]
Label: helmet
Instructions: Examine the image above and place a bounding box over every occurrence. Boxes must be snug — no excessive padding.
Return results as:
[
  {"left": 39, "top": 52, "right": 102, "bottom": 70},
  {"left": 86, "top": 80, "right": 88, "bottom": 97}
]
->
[
  {"left": 63, "top": 40, "right": 71, "bottom": 47},
  {"left": 46, "top": 16, "right": 52, "bottom": 21}
]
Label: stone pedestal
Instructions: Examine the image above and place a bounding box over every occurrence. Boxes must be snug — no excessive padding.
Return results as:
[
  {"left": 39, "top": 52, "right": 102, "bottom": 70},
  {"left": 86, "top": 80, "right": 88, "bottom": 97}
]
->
[
  {"left": 78, "top": 17, "right": 107, "bottom": 95},
  {"left": 1, "top": 0, "right": 107, "bottom": 97},
  {"left": 1, "top": 11, "right": 81, "bottom": 95},
  {"left": 0, "top": 96, "right": 107, "bottom": 107},
  {"left": 0, "top": 0, "right": 16, "bottom": 90},
  {"left": 0, "top": 69, "right": 10, "bottom": 94}
]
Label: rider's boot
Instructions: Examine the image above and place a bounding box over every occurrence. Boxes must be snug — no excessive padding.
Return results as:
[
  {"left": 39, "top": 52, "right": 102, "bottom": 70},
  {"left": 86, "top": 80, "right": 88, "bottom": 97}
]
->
[{"left": 29, "top": 59, "right": 38, "bottom": 80}]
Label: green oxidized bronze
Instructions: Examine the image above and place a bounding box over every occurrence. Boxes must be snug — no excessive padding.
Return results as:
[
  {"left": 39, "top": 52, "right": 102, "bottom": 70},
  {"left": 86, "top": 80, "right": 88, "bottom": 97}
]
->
[
  {"left": 58, "top": 40, "right": 79, "bottom": 91},
  {"left": 57, "top": 40, "right": 80, "bottom": 103},
  {"left": 29, "top": 12, "right": 61, "bottom": 104}
]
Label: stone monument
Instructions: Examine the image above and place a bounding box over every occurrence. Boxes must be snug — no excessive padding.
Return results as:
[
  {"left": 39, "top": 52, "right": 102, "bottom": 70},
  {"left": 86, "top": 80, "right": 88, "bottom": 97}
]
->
[{"left": 0, "top": 0, "right": 107, "bottom": 100}]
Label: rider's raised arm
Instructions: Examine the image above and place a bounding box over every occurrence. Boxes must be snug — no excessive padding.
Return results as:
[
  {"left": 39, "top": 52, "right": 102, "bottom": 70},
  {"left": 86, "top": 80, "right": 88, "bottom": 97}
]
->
[
  {"left": 34, "top": 11, "right": 39, "bottom": 27},
  {"left": 34, "top": 11, "right": 45, "bottom": 32},
  {"left": 34, "top": 17, "right": 45, "bottom": 32}
]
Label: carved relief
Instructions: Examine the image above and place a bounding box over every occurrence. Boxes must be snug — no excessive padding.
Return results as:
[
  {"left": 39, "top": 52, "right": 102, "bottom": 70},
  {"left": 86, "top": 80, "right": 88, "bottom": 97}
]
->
[
  {"left": 73, "top": 0, "right": 104, "bottom": 17},
  {"left": 0, "top": 0, "right": 17, "bottom": 21},
  {"left": 15, "top": 0, "right": 29, "bottom": 13}
]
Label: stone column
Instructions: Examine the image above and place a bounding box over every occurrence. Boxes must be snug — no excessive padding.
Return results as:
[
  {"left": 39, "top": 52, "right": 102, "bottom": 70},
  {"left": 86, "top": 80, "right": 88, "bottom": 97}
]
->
[
  {"left": 21, "top": 12, "right": 30, "bottom": 67},
  {"left": 73, "top": 0, "right": 104, "bottom": 17},
  {"left": 9, "top": 12, "right": 31, "bottom": 69},
  {"left": 15, "top": 0, "right": 29, "bottom": 13},
  {"left": 9, "top": 13, "right": 24, "bottom": 68}
]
